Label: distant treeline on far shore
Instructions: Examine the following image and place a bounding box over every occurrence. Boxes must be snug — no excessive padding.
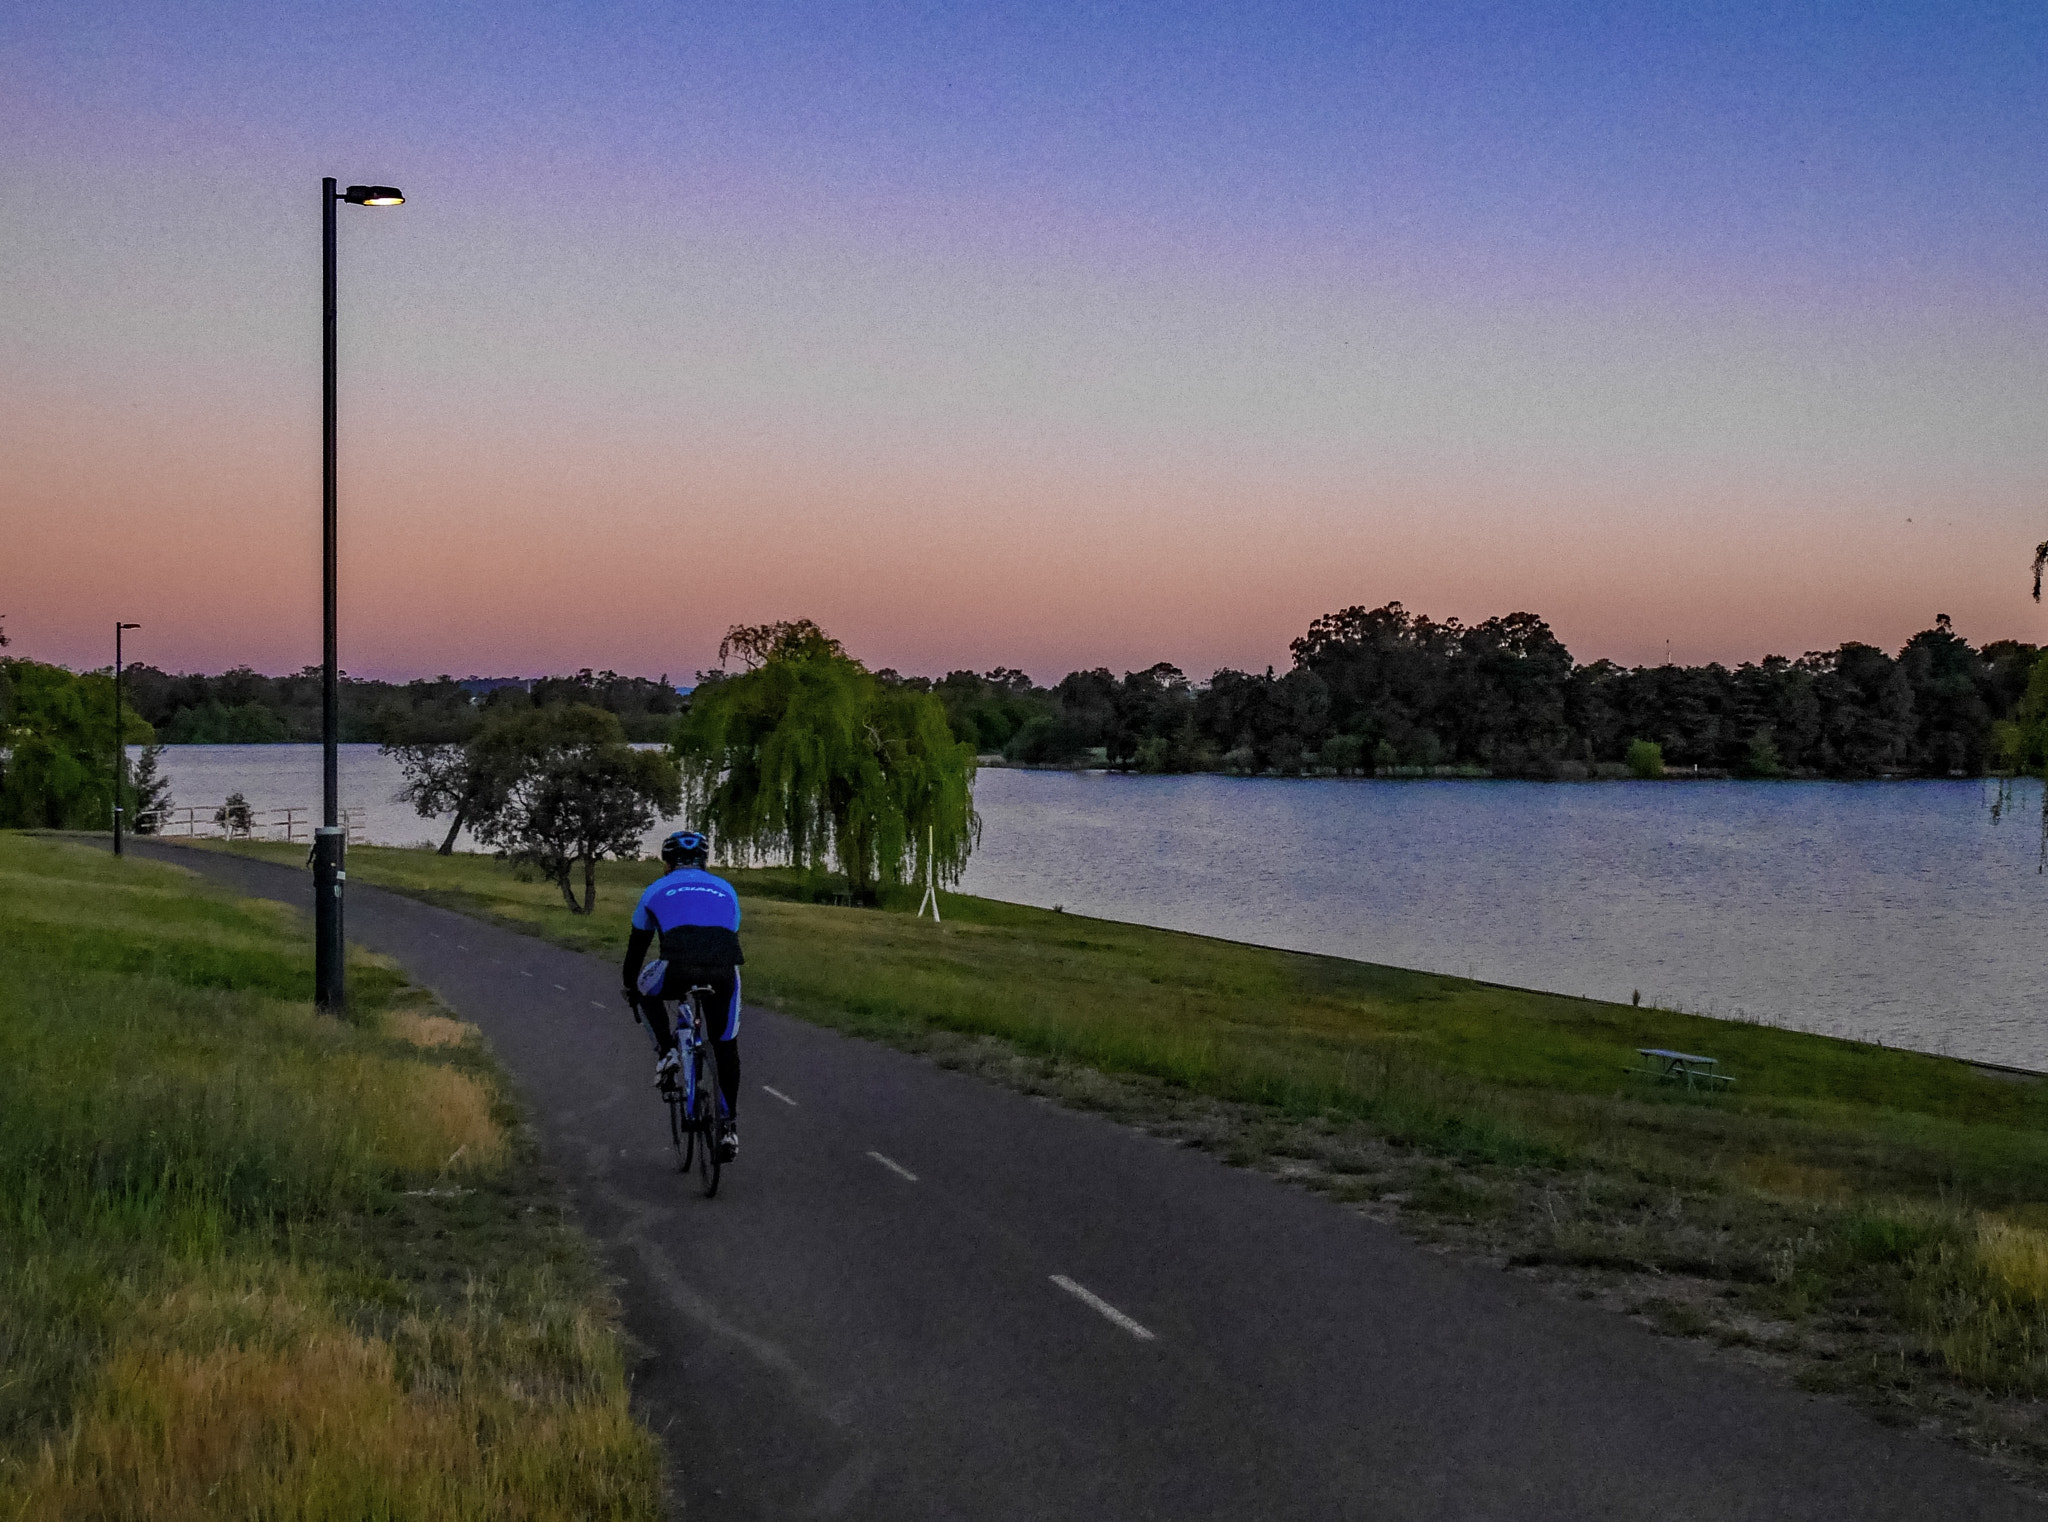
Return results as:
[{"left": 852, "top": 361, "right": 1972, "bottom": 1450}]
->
[
  {"left": 109, "top": 603, "right": 2048, "bottom": 780},
  {"left": 119, "top": 669, "right": 688, "bottom": 745}
]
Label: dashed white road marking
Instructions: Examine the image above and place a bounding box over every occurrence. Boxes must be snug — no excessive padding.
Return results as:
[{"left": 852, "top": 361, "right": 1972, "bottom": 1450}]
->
[
  {"left": 866, "top": 1151, "right": 917, "bottom": 1183},
  {"left": 1050, "top": 1276, "right": 1157, "bottom": 1342},
  {"left": 590, "top": 1001, "right": 607, "bottom": 1011},
  {"left": 762, "top": 1085, "right": 798, "bottom": 1107},
  {"left": 553, "top": 983, "right": 567, "bottom": 991},
  {"left": 520, "top": 970, "right": 534, "bottom": 978},
  {"left": 457, "top": 943, "right": 471, "bottom": 951}
]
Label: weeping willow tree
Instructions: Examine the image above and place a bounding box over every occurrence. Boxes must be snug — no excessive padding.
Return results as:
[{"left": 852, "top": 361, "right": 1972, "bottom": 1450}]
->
[
  {"left": 2001, "top": 551, "right": 2048, "bottom": 867},
  {"left": 673, "top": 622, "right": 979, "bottom": 898},
  {"left": 1991, "top": 648, "right": 2048, "bottom": 871}
]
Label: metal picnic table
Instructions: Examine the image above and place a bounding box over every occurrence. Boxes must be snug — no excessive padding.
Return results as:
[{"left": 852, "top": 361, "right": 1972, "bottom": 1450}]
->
[{"left": 1634, "top": 1048, "right": 1733, "bottom": 1092}]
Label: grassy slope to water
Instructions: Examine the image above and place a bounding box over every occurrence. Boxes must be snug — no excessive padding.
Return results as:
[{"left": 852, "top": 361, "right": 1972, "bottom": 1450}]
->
[
  {"left": 240, "top": 842, "right": 2048, "bottom": 1194},
  {"left": 214, "top": 840, "right": 2048, "bottom": 1447},
  {"left": 0, "top": 835, "right": 661, "bottom": 1519}
]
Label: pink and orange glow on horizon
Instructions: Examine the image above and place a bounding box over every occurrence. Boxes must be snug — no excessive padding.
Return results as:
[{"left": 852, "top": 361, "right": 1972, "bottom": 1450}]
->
[
  {"left": 10, "top": 390, "right": 2039, "bottom": 684},
  {"left": 5, "top": 3, "right": 2046, "bottom": 682}
]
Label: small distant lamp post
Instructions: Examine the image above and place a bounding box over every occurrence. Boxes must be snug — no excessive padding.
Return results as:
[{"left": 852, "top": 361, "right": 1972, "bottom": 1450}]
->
[
  {"left": 317, "top": 178, "right": 405, "bottom": 1011},
  {"left": 113, "top": 622, "right": 140, "bottom": 855}
]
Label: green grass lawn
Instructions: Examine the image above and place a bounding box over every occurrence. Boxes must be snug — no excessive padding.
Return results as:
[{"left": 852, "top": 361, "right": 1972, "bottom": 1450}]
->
[
  {"left": 226, "top": 840, "right": 2048, "bottom": 1198},
  {"left": 202, "top": 838, "right": 2048, "bottom": 1442},
  {"left": 0, "top": 835, "right": 661, "bottom": 1519}
]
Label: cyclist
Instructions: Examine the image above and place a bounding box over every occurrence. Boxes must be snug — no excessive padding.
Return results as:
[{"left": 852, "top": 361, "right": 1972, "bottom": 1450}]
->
[{"left": 623, "top": 829, "right": 744, "bottom": 1159}]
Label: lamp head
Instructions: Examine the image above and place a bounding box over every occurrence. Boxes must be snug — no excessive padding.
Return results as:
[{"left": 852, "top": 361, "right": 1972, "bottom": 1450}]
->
[
  {"left": 343, "top": 185, "right": 405, "bottom": 207},
  {"left": 118, "top": 622, "right": 140, "bottom": 630}
]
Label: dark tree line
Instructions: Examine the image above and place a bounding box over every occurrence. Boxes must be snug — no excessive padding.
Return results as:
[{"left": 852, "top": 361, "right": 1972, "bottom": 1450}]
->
[
  {"left": 117, "top": 666, "right": 686, "bottom": 744},
  {"left": 84, "top": 603, "right": 2048, "bottom": 780},
  {"left": 885, "top": 605, "right": 2042, "bottom": 779},
  {"left": 1285, "top": 604, "right": 2035, "bottom": 778}
]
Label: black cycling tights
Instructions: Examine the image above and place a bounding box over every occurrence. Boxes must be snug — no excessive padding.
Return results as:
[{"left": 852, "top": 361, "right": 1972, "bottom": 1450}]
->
[{"left": 642, "top": 996, "right": 740, "bottom": 1118}]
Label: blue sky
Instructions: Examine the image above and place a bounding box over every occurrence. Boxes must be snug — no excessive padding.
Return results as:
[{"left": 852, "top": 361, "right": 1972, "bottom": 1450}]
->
[{"left": 5, "top": 1, "right": 2045, "bottom": 678}]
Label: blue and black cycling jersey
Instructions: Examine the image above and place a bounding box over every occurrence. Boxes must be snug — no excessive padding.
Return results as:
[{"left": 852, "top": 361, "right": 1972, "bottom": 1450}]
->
[
  {"left": 623, "top": 867, "right": 744, "bottom": 980},
  {"left": 623, "top": 867, "right": 745, "bottom": 1109}
]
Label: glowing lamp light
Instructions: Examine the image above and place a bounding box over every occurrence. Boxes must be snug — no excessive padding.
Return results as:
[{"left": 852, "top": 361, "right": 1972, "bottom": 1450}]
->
[{"left": 343, "top": 185, "right": 405, "bottom": 206}]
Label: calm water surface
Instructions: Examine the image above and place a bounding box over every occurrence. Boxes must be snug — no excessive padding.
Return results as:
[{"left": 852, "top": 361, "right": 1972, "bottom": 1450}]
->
[{"left": 143, "top": 746, "right": 2048, "bottom": 1069}]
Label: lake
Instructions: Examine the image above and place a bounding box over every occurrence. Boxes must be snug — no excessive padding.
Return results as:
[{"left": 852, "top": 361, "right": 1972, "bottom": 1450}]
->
[{"left": 136, "top": 745, "right": 2048, "bottom": 1069}]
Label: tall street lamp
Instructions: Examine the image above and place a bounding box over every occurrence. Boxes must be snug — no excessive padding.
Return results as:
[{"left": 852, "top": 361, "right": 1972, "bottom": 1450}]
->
[
  {"left": 113, "top": 622, "right": 140, "bottom": 856},
  {"left": 318, "top": 178, "right": 405, "bottom": 1011}
]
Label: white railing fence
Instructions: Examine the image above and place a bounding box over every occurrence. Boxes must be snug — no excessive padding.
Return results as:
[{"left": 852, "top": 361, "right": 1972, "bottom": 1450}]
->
[{"left": 137, "top": 804, "right": 367, "bottom": 847}]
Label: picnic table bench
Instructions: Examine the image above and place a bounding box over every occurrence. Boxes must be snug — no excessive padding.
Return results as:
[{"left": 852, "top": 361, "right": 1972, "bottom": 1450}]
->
[{"left": 1631, "top": 1048, "right": 1734, "bottom": 1091}]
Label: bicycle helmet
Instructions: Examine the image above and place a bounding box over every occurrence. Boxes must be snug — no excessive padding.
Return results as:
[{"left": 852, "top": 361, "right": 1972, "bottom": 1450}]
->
[{"left": 661, "top": 829, "right": 709, "bottom": 869}]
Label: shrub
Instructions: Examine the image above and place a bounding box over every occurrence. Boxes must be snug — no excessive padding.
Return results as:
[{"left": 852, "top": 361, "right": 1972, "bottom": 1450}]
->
[
  {"left": 1842, "top": 1208, "right": 1944, "bottom": 1265},
  {"left": 1738, "top": 730, "right": 1785, "bottom": 779},
  {"left": 1318, "top": 734, "right": 1365, "bottom": 775},
  {"left": 214, "top": 792, "right": 255, "bottom": 837},
  {"left": 1625, "top": 739, "right": 1666, "bottom": 779},
  {"left": 1004, "top": 714, "right": 1090, "bottom": 765},
  {"left": 129, "top": 744, "right": 173, "bottom": 833}
]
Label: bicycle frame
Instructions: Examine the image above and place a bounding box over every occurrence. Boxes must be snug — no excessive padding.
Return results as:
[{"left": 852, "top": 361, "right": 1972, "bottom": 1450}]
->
[{"left": 638, "top": 986, "right": 729, "bottom": 1129}]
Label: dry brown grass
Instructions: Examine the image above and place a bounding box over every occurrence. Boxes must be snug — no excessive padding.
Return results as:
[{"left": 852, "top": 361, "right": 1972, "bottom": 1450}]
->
[
  {"left": 1978, "top": 1220, "right": 2048, "bottom": 1310},
  {"left": 390, "top": 1009, "right": 480, "bottom": 1048},
  {"left": 310, "top": 1049, "right": 508, "bottom": 1174},
  {"left": 1738, "top": 1156, "right": 1848, "bottom": 1203},
  {"left": 10, "top": 1275, "right": 654, "bottom": 1521}
]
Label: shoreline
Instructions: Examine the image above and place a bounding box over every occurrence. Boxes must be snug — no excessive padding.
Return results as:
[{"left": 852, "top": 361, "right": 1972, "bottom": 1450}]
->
[
  {"left": 181, "top": 833, "right": 2044, "bottom": 1081},
  {"left": 132, "top": 741, "right": 2016, "bottom": 786}
]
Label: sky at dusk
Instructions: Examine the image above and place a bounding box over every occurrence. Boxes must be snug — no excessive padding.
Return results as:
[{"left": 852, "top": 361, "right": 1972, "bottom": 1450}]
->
[{"left": 5, "top": 1, "right": 2045, "bottom": 684}]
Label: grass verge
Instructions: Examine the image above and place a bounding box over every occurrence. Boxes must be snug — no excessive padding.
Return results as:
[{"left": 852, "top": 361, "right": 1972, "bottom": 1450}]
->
[
  {"left": 0, "top": 835, "right": 662, "bottom": 1519},
  {"left": 211, "top": 840, "right": 2048, "bottom": 1482}
]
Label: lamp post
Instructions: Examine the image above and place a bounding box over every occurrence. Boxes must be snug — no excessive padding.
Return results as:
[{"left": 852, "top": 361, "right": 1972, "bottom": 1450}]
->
[
  {"left": 318, "top": 178, "right": 405, "bottom": 1012},
  {"left": 113, "top": 622, "right": 140, "bottom": 855}
]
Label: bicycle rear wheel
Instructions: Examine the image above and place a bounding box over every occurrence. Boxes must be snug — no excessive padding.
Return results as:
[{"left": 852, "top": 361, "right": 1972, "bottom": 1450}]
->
[{"left": 694, "top": 1035, "right": 723, "bottom": 1198}]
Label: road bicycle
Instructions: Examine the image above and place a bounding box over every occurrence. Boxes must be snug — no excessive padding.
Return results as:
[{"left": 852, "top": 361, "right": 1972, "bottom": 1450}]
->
[{"left": 626, "top": 985, "right": 731, "bottom": 1196}]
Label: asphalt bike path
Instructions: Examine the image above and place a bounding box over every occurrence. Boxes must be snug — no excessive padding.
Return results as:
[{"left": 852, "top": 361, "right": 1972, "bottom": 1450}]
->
[{"left": 138, "top": 843, "right": 2044, "bottom": 1520}]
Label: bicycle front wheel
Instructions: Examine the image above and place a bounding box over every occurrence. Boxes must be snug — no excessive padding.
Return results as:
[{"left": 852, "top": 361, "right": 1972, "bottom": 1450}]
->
[
  {"left": 669, "top": 1080, "right": 692, "bottom": 1173},
  {"left": 694, "top": 1037, "right": 723, "bottom": 1198}
]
